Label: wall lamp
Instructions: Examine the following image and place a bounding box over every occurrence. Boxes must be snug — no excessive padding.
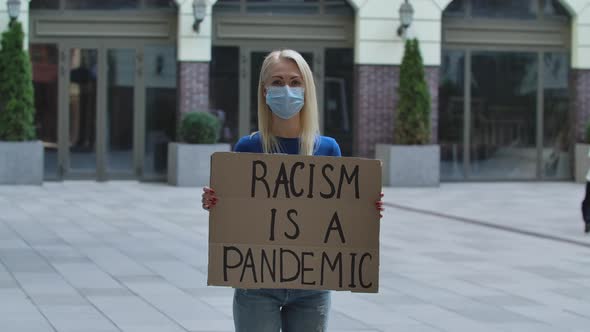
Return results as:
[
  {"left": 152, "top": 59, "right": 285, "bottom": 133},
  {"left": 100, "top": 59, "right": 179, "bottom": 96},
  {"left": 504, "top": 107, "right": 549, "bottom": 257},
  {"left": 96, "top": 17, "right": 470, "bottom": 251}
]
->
[
  {"left": 193, "top": 0, "right": 207, "bottom": 33},
  {"left": 397, "top": 0, "right": 414, "bottom": 38},
  {"left": 7, "top": 0, "right": 21, "bottom": 24}
]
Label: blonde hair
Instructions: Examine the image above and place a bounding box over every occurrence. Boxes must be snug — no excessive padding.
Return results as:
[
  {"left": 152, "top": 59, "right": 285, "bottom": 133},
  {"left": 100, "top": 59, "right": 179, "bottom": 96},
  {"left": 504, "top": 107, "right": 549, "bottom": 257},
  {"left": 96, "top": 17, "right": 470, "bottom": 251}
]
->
[{"left": 256, "top": 49, "right": 320, "bottom": 156}]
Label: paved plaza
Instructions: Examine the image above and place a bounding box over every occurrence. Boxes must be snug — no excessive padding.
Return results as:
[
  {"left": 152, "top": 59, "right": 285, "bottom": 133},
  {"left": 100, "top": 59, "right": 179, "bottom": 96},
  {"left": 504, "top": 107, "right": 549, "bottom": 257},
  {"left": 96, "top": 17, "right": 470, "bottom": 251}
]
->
[{"left": 0, "top": 181, "right": 589, "bottom": 332}]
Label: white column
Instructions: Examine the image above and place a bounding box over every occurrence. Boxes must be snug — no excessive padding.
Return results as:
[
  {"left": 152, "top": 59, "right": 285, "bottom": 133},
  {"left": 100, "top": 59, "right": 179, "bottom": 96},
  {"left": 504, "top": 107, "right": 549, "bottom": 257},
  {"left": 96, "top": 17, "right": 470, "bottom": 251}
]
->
[
  {"left": 175, "top": 0, "right": 217, "bottom": 62},
  {"left": 350, "top": 0, "right": 446, "bottom": 66},
  {"left": 565, "top": 0, "right": 590, "bottom": 69}
]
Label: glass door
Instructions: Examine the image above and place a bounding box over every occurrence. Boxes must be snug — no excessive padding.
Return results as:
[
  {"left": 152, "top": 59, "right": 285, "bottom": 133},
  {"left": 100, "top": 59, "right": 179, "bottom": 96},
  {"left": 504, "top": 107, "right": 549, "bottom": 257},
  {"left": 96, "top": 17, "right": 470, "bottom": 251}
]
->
[
  {"left": 106, "top": 48, "right": 136, "bottom": 178},
  {"left": 62, "top": 46, "right": 138, "bottom": 180},
  {"left": 439, "top": 49, "right": 572, "bottom": 181},
  {"left": 30, "top": 44, "right": 60, "bottom": 180},
  {"left": 66, "top": 47, "right": 99, "bottom": 178}
]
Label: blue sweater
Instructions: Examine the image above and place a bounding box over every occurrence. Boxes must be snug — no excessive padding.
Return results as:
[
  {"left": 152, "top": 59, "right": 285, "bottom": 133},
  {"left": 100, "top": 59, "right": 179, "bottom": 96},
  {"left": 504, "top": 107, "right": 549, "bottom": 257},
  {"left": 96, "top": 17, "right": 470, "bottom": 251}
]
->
[{"left": 234, "top": 132, "right": 341, "bottom": 157}]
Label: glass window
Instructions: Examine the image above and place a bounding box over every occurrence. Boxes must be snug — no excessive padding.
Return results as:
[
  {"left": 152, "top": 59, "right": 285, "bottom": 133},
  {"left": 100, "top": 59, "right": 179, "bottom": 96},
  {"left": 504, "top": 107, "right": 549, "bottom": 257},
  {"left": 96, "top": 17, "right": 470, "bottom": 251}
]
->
[
  {"left": 210, "top": 47, "right": 240, "bottom": 144},
  {"left": 106, "top": 49, "right": 135, "bottom": 173},
  {"left": 324, "top": 48, "right": 354, "bottom": 156},
  {"left": 543, "top": 0, "right": 569, "bottom": 17},
  {"left": 470, "top": 51, "right": 538, "bottom": 179},
  {"left": 30, "top": 44, "right": 59, "bottom": 179},
  {"left": 542, "top": 52, "right": 570, "bottom": 179},
  {"left": 444, "top": 0, "right": 465, "bottom": 16},
  {"left": 143, "top": 46, "right": 177, "bottom": 178},
  {"left": 69, "top": 48, "right": 99, "bottom": 172},
  {"left": 472, "top": 0, "right": 538, "bottom": 19},
  {"left": 144, "top": 0, "right": 176, "bottom": 9},
  {"left": 214, "top": 0, "right": 241, "bottom": 13},
  {"left": 324, "top": 0, "right": 354, "bottom": 15},
  {"left": 246, "top": 0, "right": 320, "bottom": 15},
  {"left": 439, "top": 50, "right": 466, "bottom": 180},
  {"left": 65, "top": 0, "right": 139, "bottom": 10},
  {"left": 30, "top": 0, "right": 60, "bottom": 10}
]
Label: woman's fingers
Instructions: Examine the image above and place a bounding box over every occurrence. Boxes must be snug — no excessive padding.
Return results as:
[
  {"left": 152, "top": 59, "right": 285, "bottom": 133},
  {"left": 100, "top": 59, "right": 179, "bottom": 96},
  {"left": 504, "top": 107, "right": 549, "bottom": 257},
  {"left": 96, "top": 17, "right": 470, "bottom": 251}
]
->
[
  {"left": 202, "top": 187, "right": 217, "bottom": 210},
  {"left": 376, "top": 200, "right": 384, "bottom": 217}
]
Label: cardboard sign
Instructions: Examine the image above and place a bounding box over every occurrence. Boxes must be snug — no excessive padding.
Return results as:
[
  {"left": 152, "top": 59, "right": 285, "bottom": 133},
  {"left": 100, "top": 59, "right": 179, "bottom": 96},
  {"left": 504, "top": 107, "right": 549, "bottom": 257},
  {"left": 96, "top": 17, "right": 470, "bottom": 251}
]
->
[{"left": 207, "top": 152, "right": 381, "bottom": 293}]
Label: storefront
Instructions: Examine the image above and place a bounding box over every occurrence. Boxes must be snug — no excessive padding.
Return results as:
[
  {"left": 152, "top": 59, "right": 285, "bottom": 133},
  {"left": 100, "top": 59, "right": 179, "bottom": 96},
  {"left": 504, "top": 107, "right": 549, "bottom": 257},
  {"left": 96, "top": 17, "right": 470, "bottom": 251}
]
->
[
  {"left": 28, "top": 0, "right": 178, "bottom": 181},
  {"left": 439, "top": 0, "right": 572, "bottom": 180},
  {"left": 1, "top": 0, "right": 588, "bottom": 182}
]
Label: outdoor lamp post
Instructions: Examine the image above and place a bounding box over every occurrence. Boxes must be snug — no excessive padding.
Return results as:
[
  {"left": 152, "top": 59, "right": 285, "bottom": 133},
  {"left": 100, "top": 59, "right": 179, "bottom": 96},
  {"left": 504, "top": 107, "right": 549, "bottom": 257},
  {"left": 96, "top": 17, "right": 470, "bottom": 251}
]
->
[
  {"left": 193, "top": 0, "right": 207, "bottom": 33},
  {"left": 7, "top": 0, "right": 21, "bottom": 23},
  {"left": 397, "top": 0, "right": 414, "bottom": 38}
]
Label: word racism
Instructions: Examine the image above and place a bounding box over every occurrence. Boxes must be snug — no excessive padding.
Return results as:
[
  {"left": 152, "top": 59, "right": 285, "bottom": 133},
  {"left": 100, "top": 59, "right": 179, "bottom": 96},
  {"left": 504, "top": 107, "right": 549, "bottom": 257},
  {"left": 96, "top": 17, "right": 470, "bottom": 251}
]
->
[
  {"left": 208, "top": 152, "right": 381, "bottom": 293},
  {"left": 250, "top": 160, "right": 360, "bottom": 199}
]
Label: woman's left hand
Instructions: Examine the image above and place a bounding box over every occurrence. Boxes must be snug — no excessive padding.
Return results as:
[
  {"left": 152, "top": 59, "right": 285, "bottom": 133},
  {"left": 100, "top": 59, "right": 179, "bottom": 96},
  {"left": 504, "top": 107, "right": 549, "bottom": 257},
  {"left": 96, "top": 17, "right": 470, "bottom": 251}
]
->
[{"left": 375, "top": 192, "right": 384, "bottom": 219}]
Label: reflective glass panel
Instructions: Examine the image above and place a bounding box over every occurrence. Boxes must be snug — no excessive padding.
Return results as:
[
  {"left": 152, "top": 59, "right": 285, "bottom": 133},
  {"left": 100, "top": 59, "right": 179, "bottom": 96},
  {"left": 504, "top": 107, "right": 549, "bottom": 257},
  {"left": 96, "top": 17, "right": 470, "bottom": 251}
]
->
[
  {"left": 65, "top": 0, "right": 139, "bottom": 10},
  {"left": 30, "top": 44, "right": 59, "bottom": 179},
  {"left": 69, "top": 48, "right": 98, "bottom": 172},
  {"left": 543, "top": 0, "right": 569, "bottom": 17},
  {"left": 144, "top": 0, "right": 176, "bottom": 9},
  {"left": 214, "top": 0, "right": 241, "bottom": 13},
  {"left": 324, "top": 48, "right": 354, "bottom": 156},
  {"left": 210, "top": 47, "right": 239, "bottom": 143},
  {"left": 543, "top": 52, "right": 571, "bottom": 179},
  {"left": 106, "top": 49, "right": 135, "bottom": 173},
  {"left": 324, "top": 0, "right": 354, "bottom": 15},
  {"left": 470, "top": 51, "right": 538, "bottom": 179},
  {"left": 246, "top": 0, "right": 320, "bottom": 14},
  {"left": 439, "top": 50, "right": 466, "bottom": 180},
  {"left": 472, "top": 0, "right": 538, "bottom": 19},
  {"left": 444, "top": 0, "right": 465, "bottom": 16},
  {"left": 30, "top": 0, "right": 60, "bottom": 9},
  {"left": 143, "top": 45, "right": 177, "bottom": 177}
]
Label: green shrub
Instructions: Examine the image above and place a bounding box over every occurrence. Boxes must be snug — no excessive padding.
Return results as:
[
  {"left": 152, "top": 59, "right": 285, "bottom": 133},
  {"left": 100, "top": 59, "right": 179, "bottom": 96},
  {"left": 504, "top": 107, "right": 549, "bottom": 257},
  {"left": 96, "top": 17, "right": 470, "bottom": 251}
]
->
[
  {"left": 0, "top": 22, "right": 35, "bottom": 141},
  {"left": 179, "top": 111, "right": 221, "bottom": 144},
  {"left": 394, "top": 38, "right": 431, "bottom": 145}
]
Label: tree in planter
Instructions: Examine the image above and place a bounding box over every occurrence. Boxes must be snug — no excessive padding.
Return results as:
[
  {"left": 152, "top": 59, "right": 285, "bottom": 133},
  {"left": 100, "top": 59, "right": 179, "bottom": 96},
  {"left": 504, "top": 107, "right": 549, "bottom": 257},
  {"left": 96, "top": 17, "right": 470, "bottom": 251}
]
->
[
  {"left": 169, "top": 111, "right": 227, "bottom": 186},
  {"left": 0, "top": 21, "right": 35, "bottom": 141},
  {"left": 179, "top": 111, "right": 221, "bottom": 144},
  {"left": 394, "top": 38, "right": 431, "bottom": 145}
]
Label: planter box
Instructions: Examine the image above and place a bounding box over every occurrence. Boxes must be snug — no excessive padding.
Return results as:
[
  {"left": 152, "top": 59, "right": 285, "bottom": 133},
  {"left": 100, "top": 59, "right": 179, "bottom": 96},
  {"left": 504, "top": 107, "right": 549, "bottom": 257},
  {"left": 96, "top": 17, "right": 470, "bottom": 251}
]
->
[
  {"left": 0, "top": 141, "right": 43, "bottom": 185},
  {"left": 376, "top": 144, "right": 440, "bottom": 187},
  {"left": 168, "top": 143, "right": 231, "bottom": 187},
  {"left": 575, "top": 143, "right": 590, "bottom": 183}
]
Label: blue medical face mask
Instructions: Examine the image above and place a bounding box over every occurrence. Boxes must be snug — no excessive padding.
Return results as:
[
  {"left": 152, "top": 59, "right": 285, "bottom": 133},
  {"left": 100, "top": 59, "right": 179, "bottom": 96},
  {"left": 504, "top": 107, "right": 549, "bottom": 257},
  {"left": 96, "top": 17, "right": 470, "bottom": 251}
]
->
[{"left": 265, "top": 85, "right": 305, "bottom": 120}]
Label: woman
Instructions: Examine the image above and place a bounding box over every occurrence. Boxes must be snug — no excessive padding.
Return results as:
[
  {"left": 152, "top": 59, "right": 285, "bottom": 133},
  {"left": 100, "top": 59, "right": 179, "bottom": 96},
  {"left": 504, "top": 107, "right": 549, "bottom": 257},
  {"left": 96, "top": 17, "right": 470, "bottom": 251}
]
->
[
  {"left": 202, "top": 49, "right": 384, "bottom": 331},
  {"left": 582, "top": 153, "right": 590, "bottom": 234}
]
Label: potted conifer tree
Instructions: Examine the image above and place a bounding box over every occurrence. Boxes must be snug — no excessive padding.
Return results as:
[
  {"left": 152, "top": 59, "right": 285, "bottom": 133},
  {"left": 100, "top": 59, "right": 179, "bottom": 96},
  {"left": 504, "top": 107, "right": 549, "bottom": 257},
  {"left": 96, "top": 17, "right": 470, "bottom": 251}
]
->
[
  {"left": 376, "top": 39, "right": 440, "bottom": 187},
  {"left": 0, "top": 21, "right": 42, "bottom": 185},
  {"left": 168, "top": 111, "right": 231, "bottom": 186}
]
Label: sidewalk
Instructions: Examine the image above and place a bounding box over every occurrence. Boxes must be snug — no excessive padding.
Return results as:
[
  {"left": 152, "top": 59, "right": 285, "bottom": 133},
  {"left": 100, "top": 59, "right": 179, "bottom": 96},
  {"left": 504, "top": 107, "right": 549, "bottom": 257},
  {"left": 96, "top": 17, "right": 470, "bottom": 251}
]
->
[
  {"left": 0, "top": 181, "right": 588, "bottom": 332},
  {"left": 382, "top": 182, "right": 587, "bottom": 245}
]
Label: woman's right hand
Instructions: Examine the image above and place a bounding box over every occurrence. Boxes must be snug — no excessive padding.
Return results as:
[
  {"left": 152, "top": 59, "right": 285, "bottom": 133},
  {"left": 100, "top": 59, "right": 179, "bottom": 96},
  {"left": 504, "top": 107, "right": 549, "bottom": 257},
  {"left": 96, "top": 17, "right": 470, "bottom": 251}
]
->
[{"left": 202, "top": 187, "right": 217, "bottom": 211}]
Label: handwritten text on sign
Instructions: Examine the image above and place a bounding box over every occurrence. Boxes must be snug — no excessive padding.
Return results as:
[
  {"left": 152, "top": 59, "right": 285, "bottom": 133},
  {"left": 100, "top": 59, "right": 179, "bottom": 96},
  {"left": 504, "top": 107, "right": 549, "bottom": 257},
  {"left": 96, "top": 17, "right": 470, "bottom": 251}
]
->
[{"left": 207, "top": 152, "right": 381, "bottom": 293}]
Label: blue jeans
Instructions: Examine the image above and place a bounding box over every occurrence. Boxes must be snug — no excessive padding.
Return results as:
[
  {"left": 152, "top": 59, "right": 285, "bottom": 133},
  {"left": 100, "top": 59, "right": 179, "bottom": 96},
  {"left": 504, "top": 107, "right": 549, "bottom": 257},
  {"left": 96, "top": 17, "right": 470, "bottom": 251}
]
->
[{"left": 233, "top": 288, "right": 331, "bottom": 332}]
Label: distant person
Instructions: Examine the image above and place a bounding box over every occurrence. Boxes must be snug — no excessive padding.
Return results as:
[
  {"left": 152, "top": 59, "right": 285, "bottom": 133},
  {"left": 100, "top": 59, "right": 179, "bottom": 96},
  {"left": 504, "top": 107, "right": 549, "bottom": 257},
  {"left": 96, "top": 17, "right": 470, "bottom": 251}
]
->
[
  {"left": 582, "top": 159, "right": 590, "bottom": 234},
  {"left": 201, "top": 49, "right": 384, "bottom": 332}
]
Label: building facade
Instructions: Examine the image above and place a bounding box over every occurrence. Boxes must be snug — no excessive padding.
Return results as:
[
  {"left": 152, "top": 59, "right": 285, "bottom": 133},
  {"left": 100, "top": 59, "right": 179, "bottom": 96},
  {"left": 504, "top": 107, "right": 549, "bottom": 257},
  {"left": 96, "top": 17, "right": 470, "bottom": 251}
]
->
[{"left": 1, "top": 0, "right": 589, "bottom": 182}]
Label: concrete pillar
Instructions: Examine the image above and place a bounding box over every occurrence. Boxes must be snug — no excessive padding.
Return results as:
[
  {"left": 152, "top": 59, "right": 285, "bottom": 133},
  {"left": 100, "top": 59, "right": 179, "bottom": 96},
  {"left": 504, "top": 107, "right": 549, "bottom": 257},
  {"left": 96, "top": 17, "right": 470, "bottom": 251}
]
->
[
  {"left": 351, "top": 0, "right": 442, "bottom": 157},
  {"left": 174, "top": 0, "right": 218, "bottom": 115}
]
